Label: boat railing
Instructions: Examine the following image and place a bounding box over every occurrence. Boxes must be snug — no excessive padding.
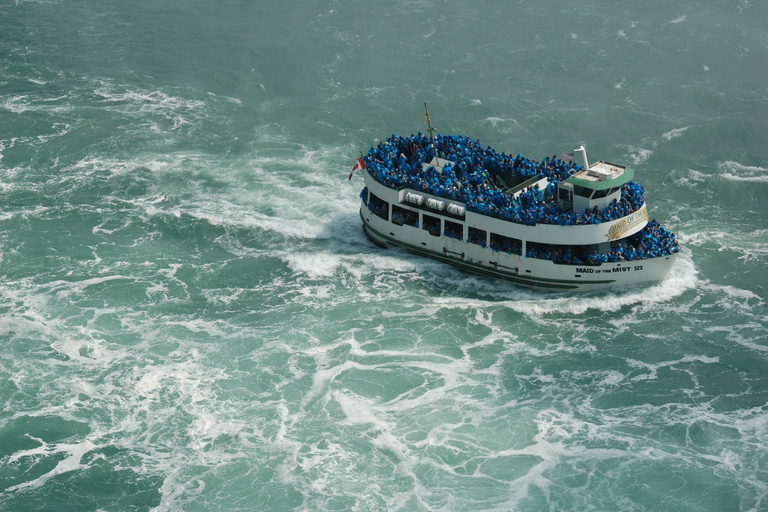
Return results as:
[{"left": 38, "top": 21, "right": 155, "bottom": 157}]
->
[{"left": 506, "top": 173, "right": 544, "bottom": 195}]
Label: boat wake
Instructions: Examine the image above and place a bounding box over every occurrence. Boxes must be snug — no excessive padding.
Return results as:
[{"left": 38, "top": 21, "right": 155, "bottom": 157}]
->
[{"left": 430, "top": 251, "right": 698, "bottom": 316}]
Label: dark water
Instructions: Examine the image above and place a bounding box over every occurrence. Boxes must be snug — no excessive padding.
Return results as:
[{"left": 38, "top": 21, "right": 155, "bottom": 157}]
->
[{"left": 1, "top": 0, "right": 767, "bottom": 510}]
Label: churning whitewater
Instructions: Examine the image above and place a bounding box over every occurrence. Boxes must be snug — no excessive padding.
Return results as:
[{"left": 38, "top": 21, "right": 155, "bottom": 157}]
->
[{"left": 1, "top": 0, "right": 767, "bottom": 511}]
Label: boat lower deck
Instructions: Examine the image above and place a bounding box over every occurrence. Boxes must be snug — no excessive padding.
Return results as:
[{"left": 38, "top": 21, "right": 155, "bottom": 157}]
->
[{"left": 360, "top": 208, "right": 677, "bottom": 291}]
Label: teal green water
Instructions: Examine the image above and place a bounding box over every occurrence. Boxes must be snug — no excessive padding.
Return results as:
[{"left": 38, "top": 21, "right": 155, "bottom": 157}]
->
[{"left": 1, "top": 1, "right": 767, "bottom": 510}]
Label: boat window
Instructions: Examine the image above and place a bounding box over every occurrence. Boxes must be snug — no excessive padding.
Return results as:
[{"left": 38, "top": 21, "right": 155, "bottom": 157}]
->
[
  {"left": 422, "top": 214, "right": 441, "bottom": 237},
  {"left": 593, "top": 186, "right": 621, "bottom": 199},
  {"left": 490, "top": 233, "right": 522, "bottom": 255},
  {"left": 573, "top": 185, "right": 594, "bottom": 198},
  {"left": 368, "top": 193, "right": 389, "bottom": 220},
  {"left": 444, "top": 220, "right": 463, "bottom": 240},
  {"left": 392, "top": 205, "right": 418, "bottom": 227},
  {"left": 525, "top": 241, "right": 588, "bottom": 264},
  {"left": 558, "top": 187, "right": 573, "bottom": 211},
  {"left": 468, "top": 227, "right": 487, "bottom": 248}
]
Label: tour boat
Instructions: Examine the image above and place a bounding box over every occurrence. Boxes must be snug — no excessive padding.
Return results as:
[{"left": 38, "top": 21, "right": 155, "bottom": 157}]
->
[{"left": 351, "top": 111, "right": 679, "bottom": 291}]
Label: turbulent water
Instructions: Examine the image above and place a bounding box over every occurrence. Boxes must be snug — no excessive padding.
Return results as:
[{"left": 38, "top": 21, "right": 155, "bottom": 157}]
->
[{"left": 1, "top": 0, "right": 767, "bottom": 510}]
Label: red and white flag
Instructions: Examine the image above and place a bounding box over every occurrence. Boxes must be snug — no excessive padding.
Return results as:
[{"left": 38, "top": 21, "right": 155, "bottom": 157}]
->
[{"left": 348, "top": 157, "right": 365, "bottom": 180}]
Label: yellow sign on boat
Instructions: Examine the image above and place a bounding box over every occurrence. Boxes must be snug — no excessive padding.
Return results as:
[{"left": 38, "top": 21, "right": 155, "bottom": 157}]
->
[{"left": 606, "top": 205, "right": 649, "bottom": 240}]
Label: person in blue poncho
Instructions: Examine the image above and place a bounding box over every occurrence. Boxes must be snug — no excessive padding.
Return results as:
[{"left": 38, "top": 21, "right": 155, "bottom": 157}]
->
[{"left": 544, "top": 181, "right": 556, "bottom": 201}]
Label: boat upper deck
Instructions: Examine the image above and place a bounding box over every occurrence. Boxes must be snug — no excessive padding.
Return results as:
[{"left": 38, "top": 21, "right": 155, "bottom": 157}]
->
[{"left": 363, "top": 133, "right": 646, "bottom": 229}]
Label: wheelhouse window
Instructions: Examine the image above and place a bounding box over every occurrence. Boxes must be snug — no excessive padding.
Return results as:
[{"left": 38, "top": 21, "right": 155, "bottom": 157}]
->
[
  {"left": 468, "top": 227, "right": 487, "bottom": 248},
  {"left": 368, "top": 193, "right": 389, "bottom": 220},
  {"left": 592, "top": 187, "right": 616, "bottom": 199},
  {"left": 573, "top": 185, "right": 593, "bottom": 198},
  {"left": 392, "top": 205, "right": 418, "bottom": 227},
  {"left": 422, "top": 214, "right": 440, "bottom": 237},
  {"left": 490, "top": 233, "right": 522, "bottom": 254},
  {"left": 444, "top": 220, "right": 463, "bottom": 240}
]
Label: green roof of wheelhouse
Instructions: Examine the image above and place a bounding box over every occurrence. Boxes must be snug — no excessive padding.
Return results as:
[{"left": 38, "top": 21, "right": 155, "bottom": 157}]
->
[{"left": 566, "top": 162, "right": 635, "bottom": 191}]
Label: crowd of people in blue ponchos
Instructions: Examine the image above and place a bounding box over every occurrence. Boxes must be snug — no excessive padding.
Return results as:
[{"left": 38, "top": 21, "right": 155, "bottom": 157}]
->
[
  {"left": 363, "top": 133, "right": 680, "bottom": 263},
  {"left": 364, "top": 133, "right": 648, "bottom": 227},
  {"left": 589, "top": 220, "right": 678, "bottom": 263}
]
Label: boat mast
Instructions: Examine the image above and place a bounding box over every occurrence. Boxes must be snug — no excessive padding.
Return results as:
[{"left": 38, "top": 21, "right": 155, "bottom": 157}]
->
[{"left": 424, "top": 102, "right": 439, "bottom": 163}]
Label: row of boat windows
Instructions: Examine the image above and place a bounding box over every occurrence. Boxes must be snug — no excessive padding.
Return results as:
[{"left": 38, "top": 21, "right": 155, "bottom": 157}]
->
[
  {"left": 363, "top": 189, "right": 680, "bottom": 264},
  {"left": 367, "top": 190, "right": 522, "bottom": 255}
]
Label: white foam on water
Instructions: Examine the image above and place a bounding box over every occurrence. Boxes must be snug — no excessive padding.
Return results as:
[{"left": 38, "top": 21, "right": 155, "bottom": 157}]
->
[
  {"left": 716, "top": 161, "right": 768, "bottom": 183},
  {"left": 283, "top": 247, "right": 418, "bottom": 281},
  {"left": 614, "top": 144, "right": 653, "bottom": 166},
  {"left": 91, "top": 81, "right": 207, "bottom": 129},
  {"left": 172, "top": 150, "right": 364, "bottom": 242},
  {"left": 719, "top": 173, "right": 768, "bottom": 183},
  {"left": 677, "top": 161, "right": 768, "bottom": 188},
  {"left": 684, "top": 224, "right": 768, "bottom": 263},
  {"left": 675, "top": 168, "right": 709, "bottom": 187},
  {"left": 666, "top": 15, "right": 687, "bottom": 24},
  {"left": 473, "top": 406, "right": 635, "bottom": 510},
  {"left": 0, "top": 267, "right": 269, "bottom": 505},
  {"left": 433, "top": 252, "right": 697, "bottom": 317},
  {"left": 0, "top": 94, "right": 71, "bottom": 115},
  {"left": 704, "top": 316, "right": 768, "bottom": 355},
  {"left": 3, "top": 438, "right": 96, "bottom": 492},
  {"left": 334, "top": 390, "right": 389, "bottom": 430},
  {"left": 477, "top": 116, "right": 520, "bottom": 134},
  {"left": 288, "top": 359, "right": 495, "bottom": 506},
  {"left": 626, "top": 354, "right": 721, "bottom": 382},
  {"left": 68, "top": 154, "right": 173, "bottom": 177},
  {"left": 43, "top": 141, "right": 364, "bottom": 250},
  {"left": 283, "top": 252, "right": 344, "bottom": 280},
  {"left": 0, "top": 278, "right": 57, "bottom": 335},
  {"left": 661, "top": 126, "right": 690, "bottom": 142}
]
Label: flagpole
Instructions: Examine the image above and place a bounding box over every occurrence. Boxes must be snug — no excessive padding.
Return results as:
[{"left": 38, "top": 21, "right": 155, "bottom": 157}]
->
[
  {"left": 348, "top": 151, "right": 366, "bottom": 180},
  {"left": 424, "top": 102, "right": 439, "bottom": 164}
]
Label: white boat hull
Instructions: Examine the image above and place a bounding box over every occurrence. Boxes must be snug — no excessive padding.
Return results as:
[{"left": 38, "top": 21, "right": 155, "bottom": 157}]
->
[{"left": 360, "top": 172, "right": 677, "bottom": 292}]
